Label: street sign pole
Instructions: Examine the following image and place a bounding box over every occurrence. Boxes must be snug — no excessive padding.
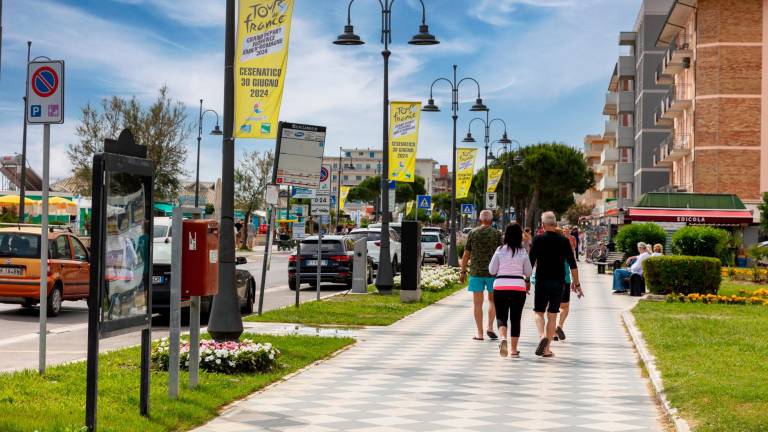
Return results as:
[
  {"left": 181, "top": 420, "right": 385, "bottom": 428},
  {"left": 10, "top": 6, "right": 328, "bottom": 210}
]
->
[
  {"left": 38, "top": 123, "right": 49, "bottom": 374},
  {"left": 257, "top": 205, "right": 273, "bottom": 315}
]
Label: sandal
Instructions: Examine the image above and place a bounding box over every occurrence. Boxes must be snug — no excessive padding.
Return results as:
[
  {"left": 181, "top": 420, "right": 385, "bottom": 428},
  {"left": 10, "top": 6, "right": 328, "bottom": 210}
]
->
[
  {"left": 542, "top": 352, "right": 555, "bottom": 358},
  {"left": 473, "top": 336, "right": 484, "bottom": 341},
  {"left": 499, "top": 340, "right": 508, "bottom": 357},
  {"left": 535, "top": 337, "right": 548, "bottom": 356},
  {"left": 486, "top": 330, "right": 498, "bottom": 340},
  {"left": 510, "top": 351, "right": 520, "bottom": 358}
]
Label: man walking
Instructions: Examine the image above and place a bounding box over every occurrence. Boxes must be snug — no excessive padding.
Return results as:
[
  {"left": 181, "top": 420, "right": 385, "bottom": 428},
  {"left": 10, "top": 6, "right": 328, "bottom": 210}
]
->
[
  {"left": 529, "top": 211, "right": 580, "bottom": 357},
  {"left": 460, "top": 210, "right": 501, "bottom": 341}
]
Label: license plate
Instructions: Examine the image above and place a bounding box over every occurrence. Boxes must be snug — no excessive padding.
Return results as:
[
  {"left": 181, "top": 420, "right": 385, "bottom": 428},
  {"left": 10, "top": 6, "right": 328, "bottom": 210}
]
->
[
  {"left": 0, "top": 266, "right": 23, "bottom": 276},
  {"left": 306, "top": 260, "right": 328, "bottom": 266},
  {"left": 152, "top": 275, "right": 164, "bottom": 285}
]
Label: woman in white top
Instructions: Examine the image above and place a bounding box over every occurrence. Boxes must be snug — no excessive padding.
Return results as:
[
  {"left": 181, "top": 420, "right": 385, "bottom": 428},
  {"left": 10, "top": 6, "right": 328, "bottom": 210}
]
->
[{"left": 488, "top": 223, "right": 533, "bottom": 358}]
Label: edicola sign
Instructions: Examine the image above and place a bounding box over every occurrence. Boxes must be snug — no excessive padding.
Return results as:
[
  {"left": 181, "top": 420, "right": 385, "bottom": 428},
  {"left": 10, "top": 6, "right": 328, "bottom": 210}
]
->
[{"left": 26, "top": 60, "right": 64, "bottom": 124}]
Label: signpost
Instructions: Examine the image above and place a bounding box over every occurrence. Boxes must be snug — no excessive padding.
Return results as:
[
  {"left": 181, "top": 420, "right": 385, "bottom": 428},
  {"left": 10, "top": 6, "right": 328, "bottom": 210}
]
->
[
  {"left": 486, "top": 192, "right": 497, "bottom": 210},
  {"left": 26, "top": 59, "right": 64, "bottom": 375},
  {"left": 274, "top": 122, "right": 326, "bottom": 188},
  {"left": 388, "top": 180, "right": 396, "bottom": 213},
  {"left": 318, "top": 165, "right": 331, "bottom": 195},
  {"left": 461, "top": 203, "right": 475, "bottom": 216}
]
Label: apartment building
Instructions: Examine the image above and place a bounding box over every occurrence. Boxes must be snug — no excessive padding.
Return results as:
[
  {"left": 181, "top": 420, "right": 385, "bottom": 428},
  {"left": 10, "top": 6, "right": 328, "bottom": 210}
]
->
[
  {"left": 578, "top": 134, "right": 610, "bottom": 210},
  {"left": 328, "top": 148, "right": 437, "bottom": 198},
  {"left": 652, "top": 0, "right": 765, "bottom": 206},
  {"left": 432, "top": 165, "right": 451, "bottom": 195}
]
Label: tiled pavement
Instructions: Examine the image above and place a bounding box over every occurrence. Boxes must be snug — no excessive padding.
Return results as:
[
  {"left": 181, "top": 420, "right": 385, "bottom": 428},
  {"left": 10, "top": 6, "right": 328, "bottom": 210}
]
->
[{"left": 195, "top": 264, "right": 664, "bottom": 432}]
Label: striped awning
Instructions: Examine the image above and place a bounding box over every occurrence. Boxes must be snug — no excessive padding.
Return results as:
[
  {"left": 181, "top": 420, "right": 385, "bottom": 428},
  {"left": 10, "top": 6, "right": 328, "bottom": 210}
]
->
[{"left": 626, "top": 207, "right": 753, "bottom": 225}]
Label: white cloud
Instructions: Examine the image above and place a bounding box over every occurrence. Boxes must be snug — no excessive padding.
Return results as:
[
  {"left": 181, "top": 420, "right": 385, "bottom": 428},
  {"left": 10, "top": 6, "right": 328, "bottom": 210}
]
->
[
  {"left": 470, "top": 0, "right": 582, "bottom": 26},
  {"left": 111, "top": 0, "right": 225, "bottom": 27}
]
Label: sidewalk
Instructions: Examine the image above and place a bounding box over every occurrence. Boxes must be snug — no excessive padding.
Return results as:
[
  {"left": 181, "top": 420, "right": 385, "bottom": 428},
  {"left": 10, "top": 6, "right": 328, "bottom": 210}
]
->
[{"left": 196, "top": 264, "right": 664, "bottom": 432}]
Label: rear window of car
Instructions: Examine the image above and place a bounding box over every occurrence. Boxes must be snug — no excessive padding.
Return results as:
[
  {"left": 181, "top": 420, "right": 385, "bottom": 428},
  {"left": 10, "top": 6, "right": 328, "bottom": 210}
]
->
[
  {"left": 421, "top": 234, "right": 440, "bottom": 243},
  {"left": 0, "top": 232, "right": 41, "bottom": 258},
  {"left": 300, "top": 240, "right": 344, "bottom": 253},
  {"left": 153, "top": 225, "right": 170, "bottom": 238}
]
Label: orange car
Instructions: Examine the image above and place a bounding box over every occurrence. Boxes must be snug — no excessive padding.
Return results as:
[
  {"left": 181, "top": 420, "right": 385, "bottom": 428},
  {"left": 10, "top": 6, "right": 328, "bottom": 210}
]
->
[{"left": 0, "top": 226, "right": 90, "bottom": 316}]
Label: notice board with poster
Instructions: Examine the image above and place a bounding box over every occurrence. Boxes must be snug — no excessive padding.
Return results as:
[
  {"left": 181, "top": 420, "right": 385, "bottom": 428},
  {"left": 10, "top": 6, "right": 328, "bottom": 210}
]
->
[{"left": 273, "top": 122, "right": 326, "bottom": 188}]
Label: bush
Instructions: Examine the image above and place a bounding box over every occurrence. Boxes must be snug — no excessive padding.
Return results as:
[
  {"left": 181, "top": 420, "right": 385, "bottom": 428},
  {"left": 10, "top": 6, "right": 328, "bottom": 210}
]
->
[
  {"left": 613, "top": 223, "right": 667, "bottom": 256},
  {"left": 152, "top": 338, "right": 281, "bottom": 374},
  {"left": 671, "top": 225, "right": 729, "bottom": 259},
  {"left": 643, "top": 255, "right": 722, "bottom": 295}
]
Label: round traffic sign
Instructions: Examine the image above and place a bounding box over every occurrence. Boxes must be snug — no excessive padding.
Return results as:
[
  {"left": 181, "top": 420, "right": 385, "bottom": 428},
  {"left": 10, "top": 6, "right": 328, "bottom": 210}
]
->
[
  {"left": 31, "top": 66, "right": 59, "bottom": 98},
  {"left": 320, "top": 166, "right": 329, "bottom": 182}
]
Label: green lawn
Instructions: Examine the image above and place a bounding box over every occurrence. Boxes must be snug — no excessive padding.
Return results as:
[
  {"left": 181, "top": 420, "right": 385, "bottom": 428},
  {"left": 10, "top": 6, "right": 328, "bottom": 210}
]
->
[
  {"left": 0, "top": 334, "right": 354, "bottom": 432},
  {"left": 633, "top": 301, "right": 768, "bottom": 431},
  {"left": 718, "top": 281, "right": 767, "bottom": 297},
  {"left": 246, "top": 284, "right": 465, "bottom": 326}
]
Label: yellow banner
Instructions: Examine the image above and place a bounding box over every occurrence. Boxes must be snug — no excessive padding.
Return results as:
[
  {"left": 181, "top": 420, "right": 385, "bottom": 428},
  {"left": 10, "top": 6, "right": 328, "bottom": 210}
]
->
[
  {"left": 339, "top": 186, "right": 351, "bottom": 210},
  {"left": 456, "top": 148, "right": 477, "bottom": 199},
  {"left": 405, "top": 201, "right": 415, "bottom": 216},
  {"left": 487, "top": 168, "right": 504, "bottom": 192},
  {"left": 234, "top": 0, "right": 295, "bottom": 139},
  {"left": 388, "top": 101, "right": 421, "bottom": 182}
]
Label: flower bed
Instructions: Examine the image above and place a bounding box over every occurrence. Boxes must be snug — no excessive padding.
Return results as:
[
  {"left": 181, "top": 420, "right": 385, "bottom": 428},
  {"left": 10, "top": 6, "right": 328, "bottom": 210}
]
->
[
  {"left": 393, "top": 265, "right": 461, "bottom": 292},
  {"left": 666, "top": 292, "right": 768, "bottom": 306},
  {"left": 723, "top": 267, "right": 768, "bottom": 283},
  {"left": 152, "top": 338, "right": 281, "bottom": 374}
]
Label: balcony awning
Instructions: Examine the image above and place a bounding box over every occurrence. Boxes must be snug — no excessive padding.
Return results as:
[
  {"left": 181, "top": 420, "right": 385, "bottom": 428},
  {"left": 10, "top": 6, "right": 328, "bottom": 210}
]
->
[{"left": 626, "top": 208, "right": 753, "bottom": 225}]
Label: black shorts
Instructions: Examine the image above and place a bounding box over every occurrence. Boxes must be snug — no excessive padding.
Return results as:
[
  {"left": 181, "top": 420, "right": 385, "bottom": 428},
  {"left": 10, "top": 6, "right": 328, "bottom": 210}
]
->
[
  {"left": 534, "top": 279, "right": 563, "bottom": 314},
  {"left": 561, "top": 283, "right": 571, "bottom": 304}
]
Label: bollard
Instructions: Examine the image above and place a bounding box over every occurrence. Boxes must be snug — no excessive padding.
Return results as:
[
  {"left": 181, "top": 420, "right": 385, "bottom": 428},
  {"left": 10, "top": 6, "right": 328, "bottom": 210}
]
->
[
  {"left": 400, "top": 221, "right": 422, "bottom": 303},
  {"left": 351, "top": 239, "right": 368, "bottom": 293}
]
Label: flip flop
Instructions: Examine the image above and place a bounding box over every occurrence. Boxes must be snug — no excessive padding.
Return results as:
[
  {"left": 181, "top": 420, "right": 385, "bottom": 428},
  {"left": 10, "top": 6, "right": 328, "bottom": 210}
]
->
[
  {"left": 556, "top": 326, "right": 566, "bottom": 341},
  {"left": 499, "top": 340, "right": 508, "bottom": 357},
  {"left": 510, "top": 351, "right": 520, "bottom": 358},
  {"left": 535, "top": 337, "right": 548, "bottom": 356},
  {"left": 486, "top": 331, "right": 499, "bottom": 340},
  {"left": 543, "top": 352, "right": 555, "bottom": 358},
  {"left": 473, "top": 336, "right": 484, "bottom": 341}
]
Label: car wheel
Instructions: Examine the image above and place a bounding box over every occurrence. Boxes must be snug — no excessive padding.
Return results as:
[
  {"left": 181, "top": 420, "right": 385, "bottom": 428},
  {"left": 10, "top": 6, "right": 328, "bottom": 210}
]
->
[
  {"left": 289, "top": 279, "right": 300, "bottom": 291},
  {"left": 21, "top": 298, "right": 36, "bottom": 309},
  {"left": 437, "top": 256, "right": 445, "bottom": 265},
  {"left": 367, "top": 264, "right": 374, "bottom": 284},
  {"left": 392, "top": 256, "right": 399, "bottom": 275},
  {"left": 47, "top": 285, "right": 63, "bottom": 317},
  {"left": 241, "top": 279, "right": 255, "bottom": 315}
]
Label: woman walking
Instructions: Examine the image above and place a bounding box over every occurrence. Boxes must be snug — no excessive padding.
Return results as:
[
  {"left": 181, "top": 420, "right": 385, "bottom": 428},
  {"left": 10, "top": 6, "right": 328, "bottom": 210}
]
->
[{"left": 489, "top": 223, "right": 533, "bottom": 358}]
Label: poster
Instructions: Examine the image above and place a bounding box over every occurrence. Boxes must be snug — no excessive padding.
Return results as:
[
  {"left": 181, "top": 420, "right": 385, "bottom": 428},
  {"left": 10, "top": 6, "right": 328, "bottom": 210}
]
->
[
  {"left": 456, "top": 148, "right": 477, "bottom": 199},
  {"left": 339, "top": 185, "right": 351, "bottom": 210},
  {"left": 388, "top": 101, "right": 421, "bottom": 182},
  {"left": 487, "top": 168, "right": 504, "bottom": 192},
  {"left": 234, "top": 0, "right": 295, "bottom": 138}
]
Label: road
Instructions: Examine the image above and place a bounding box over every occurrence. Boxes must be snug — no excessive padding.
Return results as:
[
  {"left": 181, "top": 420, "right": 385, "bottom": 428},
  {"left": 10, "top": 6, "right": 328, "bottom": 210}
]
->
[{"left": 0, "top": 249, "right": 349, "bottom": 373}]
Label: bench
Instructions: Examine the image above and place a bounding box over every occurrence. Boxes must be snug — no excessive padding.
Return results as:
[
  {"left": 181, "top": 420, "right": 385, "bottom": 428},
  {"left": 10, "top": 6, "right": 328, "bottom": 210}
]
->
[{"left": 596, "top": 251, "right": 624, "bottom": 274}]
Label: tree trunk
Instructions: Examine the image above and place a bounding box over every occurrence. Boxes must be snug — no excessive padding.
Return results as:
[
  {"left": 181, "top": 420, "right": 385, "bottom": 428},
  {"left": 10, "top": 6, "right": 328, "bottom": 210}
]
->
[
  {"left": 526, "top": 187, "right": 540, "bottom": 230},
  {"left": 241, "top": 211, "right": 251, "bottom": 249}
]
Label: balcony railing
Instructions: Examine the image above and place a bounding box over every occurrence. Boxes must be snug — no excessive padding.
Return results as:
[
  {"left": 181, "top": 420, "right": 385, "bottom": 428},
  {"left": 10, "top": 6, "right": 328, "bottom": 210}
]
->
[
  {"left": 600, "top": 147, "right": 618, "bottom": 165},
  {"left": 656, "top": 133, "right": 691, "bottom": 167},
  {"left": 603, "top": 92, "right": 617, "bottom": 115},
  {"left": 597, "top": 175, "right": 618, "bottom": 191},
  {"left": 655, "top": 61, "right": 673, "bottom": 85},
  {"left": 660, "top": 34, "right": 692, "bottom": 76},
  {"left": 656, "top": 83, "right": 692, "bottom": 123},
  {"left": 618, "top": 55, "right": 635, "bottom": 78},
  {"left": 603, "top": 119, "right": 617, "bottom": 138}
]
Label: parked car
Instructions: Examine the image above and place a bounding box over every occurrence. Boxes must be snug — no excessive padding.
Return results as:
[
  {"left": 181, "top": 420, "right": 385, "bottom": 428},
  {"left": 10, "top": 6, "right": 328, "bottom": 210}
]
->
[
  {"left": 151, "top": 220, "right": 255, "bottom": 320},
  {"left": 288, "top": 235, "right": 373, "bottom": 290},
  {"left": 368, "top": 222, "right": 402, "bottom": 240},
  {"left": 349, "top": 228, "right": 401, "bottom": 275},
  {"left": 421, "top": 232, "right": 446, "bottom": 265},
  {"left": 0, "top": 226, "right": 90, "bottom": 316},
  {"left": 153, "top": 217, "right": 172, "bottom": 244}
]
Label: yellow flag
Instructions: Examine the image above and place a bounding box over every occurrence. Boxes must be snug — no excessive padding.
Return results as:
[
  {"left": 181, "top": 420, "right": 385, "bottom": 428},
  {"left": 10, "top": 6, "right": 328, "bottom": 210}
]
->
[
  {"left": 234, "top": 0, "right": 295, "bottom": 139},
  {"left": 456, "top": 148, "right": 477, "bottom": 199},
  {"left": 339, "top": 186, "right": 351, "bottom": 210},
  {"left": 405, "top": 200, "right": 415, "bottom": 216},
  {"left": 388, "top": 101, "right": 421, "bottom": 183},
  {"left": 487, "top": 168, "right": 504, "bottom": 192}
]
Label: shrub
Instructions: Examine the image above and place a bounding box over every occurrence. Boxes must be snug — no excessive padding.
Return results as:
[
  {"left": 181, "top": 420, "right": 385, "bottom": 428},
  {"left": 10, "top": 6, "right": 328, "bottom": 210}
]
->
[
  {"left": 671, "top": 225, "right": 729, "bottom": 258},
  {"left": 613, "top": 223, "right": 667, "bottom": 256},
  {"left": 152, "top": 338, "right": 281, "bottom": 374},
  {"left": 643, "top": 255, "right": 721, "bottom": 295}
]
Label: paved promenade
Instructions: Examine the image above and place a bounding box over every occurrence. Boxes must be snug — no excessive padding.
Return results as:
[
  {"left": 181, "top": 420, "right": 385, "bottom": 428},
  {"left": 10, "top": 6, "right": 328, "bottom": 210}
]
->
[{"left": 196, "top": 264, "right": 664, "bottom": 432}]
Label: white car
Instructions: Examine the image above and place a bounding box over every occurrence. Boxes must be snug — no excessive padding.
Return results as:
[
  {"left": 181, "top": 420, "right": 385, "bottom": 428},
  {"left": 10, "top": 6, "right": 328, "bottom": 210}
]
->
[
  {"left": 153, "top": 217, "right": 172, "bottom": 244},
  {"left": 349, "top": 228, "right": 401, "bottom": 275},
  {"left": 421, "top": 232, "right": 446, "bottom": 265}
]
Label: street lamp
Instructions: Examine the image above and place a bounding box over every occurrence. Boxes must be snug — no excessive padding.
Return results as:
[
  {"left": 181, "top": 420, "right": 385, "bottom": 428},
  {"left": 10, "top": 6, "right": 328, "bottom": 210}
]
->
[
  {"left": 335, "top": 149, "right": 354, "bottom": 232},
  {"left": 195, "top": 99, "right": 223, "bottom": 209},
  {"left": 463, "top": 113, "right": 510, "bottom": 209},
  {"left": 493, "top": 139, "right": 524, "bottom": 225},
  {"left": 422, "top": 65, "right": 488, "bottom": 267},
  {"left": 334, "top": 0, "right": 439, "bottom": 293}
]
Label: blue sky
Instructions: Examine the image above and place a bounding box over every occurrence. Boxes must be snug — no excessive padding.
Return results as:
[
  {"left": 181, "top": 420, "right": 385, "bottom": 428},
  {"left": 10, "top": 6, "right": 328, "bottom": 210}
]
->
[{"left": 0, "top": 0, "right": 640, "bottom": 183}]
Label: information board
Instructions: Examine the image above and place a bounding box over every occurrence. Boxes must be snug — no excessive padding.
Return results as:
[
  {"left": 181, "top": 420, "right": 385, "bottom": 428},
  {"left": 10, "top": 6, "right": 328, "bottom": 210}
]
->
[{"left": 274, "top": 122, "right": 326, "bottom": 188}]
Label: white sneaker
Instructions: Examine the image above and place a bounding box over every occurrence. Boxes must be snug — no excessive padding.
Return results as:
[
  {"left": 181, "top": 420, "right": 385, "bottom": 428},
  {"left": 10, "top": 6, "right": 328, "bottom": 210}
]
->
[{"left": 499, "top": 339, "right": 508, "bottom": 357}]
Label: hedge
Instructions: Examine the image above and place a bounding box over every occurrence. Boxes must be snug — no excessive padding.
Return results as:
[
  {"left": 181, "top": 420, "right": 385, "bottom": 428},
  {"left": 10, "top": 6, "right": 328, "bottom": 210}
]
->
[
  {"left": 671, "top": 225, "right": 729, "bottom": 259},
  {"left": 643, "top": 255, "right": 721, "bottom": 295},
  {"left": 613, "top": 223, "right": 667, "bottom": 256}
]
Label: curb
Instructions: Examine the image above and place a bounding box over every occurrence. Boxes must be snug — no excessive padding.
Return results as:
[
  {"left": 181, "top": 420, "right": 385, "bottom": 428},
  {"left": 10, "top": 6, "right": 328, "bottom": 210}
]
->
[{"left": 621, "top": 309, "right": 691, "bottom": 432}]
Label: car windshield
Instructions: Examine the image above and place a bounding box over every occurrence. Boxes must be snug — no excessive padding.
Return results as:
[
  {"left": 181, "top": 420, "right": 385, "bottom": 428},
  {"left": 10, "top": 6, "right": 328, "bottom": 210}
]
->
[
  {"left": 0, "top": 232, "right": 41, "bottom": 258},
  {"left": 421, "top": 234, "right": 440, "bottom": 243},
  {"left": 153, "top": 225, "right": 169, "bottom": 238},
  {"left": 300, "top": 240, "right": 344, "bottom": 253}
]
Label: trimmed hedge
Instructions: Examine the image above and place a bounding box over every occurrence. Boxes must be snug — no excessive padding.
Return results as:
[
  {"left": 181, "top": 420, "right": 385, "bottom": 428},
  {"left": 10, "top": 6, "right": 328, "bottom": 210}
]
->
[
  {"left": 671, "top": 225, "right": 729, "bottom": 259},
  {"left": 643, "top": 255, "right": 721, "bottom": 295},
  {"left": 614, "top": 223, "right": 667, "bottom": 256}
]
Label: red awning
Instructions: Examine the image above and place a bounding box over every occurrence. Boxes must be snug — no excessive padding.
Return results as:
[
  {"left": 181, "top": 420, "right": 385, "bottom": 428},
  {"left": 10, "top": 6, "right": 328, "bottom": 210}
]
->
[{"left": 627, "top": 207, "right": 754, "bottom": 225}]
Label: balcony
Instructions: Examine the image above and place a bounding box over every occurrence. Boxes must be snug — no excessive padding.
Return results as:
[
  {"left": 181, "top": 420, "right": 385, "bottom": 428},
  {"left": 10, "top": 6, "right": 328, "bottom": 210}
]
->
[
  {"left": 617, "top": 162, "right": 634, "bottom": 183},
  {"left": 618, "top": 91, "right": 634, "bottom": 113},
  {"left": 603, "top": 92, "right": 617, "bottom": 115},
  {"left": 584, "top": 144, "right": 602, "bottom": 159},
  {"left": 618, "top": 55, "right": 635, "bottom": 78},
  {"left": 597, "top": 175, "right": 618, "bottom": 191},
  {"left": 656, "top": 83, "right": 692, "bottom": 123},
  {"left": 600, "top": 147, "right": 618, "bottom": 165},
  {"left": 655, "top": 134, "right": 691, "bottom": 167},
  {"left": 603, "top": 119, "right": 617, "bottom": 139},
  {"left": 655, "top": 61, "right": 673, "bottom": 85},
  {"left": 619, "top": 31, "right": 637, "bottom": 46},
  {"left": 617, "top": 125, "right": 634, "bottom": 148},
  {"left": 660, "top": 34, "right": 692, "bottom": 76}
]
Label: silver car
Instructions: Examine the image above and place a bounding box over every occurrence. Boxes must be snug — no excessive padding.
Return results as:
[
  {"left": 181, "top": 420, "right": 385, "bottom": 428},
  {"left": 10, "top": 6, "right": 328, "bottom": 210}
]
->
[{"left": 349, "top": 228, "right": 401, "bottom": 275}]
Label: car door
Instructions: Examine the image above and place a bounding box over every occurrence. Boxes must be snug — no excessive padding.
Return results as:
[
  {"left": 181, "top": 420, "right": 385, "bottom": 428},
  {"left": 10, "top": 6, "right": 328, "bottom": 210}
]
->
[
  {"left": 50, "top": 235, "right": 77, "bottom": 298},
  {"left": 69, "top": 236, "right": 91, "bottom": 297},
  {"left": 389, "top": 230, "right": 401, "bottom": 262}
]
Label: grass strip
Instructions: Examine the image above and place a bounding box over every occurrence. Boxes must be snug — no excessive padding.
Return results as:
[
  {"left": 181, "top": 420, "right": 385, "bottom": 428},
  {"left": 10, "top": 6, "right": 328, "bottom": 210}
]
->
[
  {"left": 718, "top": 281, "right": 766, "bottom": 297},
  {"left": 246, "top": 283, "right": 465, "bottom": 326},
  {"left": 633, "top": 301, "right": 768, "bottom": 431},
  {"left": 0, "top": 334, "right": 353, "bottom": 432}
]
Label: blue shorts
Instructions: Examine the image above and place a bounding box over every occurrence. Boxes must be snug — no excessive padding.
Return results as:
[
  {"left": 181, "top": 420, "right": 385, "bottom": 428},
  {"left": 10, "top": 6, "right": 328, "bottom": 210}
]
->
[{"left": 468, "top": 276, "right": 495, "bottom": 292}]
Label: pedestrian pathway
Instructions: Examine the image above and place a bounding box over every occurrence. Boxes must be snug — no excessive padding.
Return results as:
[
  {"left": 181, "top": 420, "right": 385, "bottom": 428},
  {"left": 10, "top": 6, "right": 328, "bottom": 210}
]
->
[{"left": 195, "top": 264, "right": 664, "bottom": 431}]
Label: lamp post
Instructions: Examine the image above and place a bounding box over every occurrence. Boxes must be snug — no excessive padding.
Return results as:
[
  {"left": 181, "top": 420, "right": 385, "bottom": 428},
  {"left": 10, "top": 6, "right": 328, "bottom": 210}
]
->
[
  {"left": 335, "top": 149, "right": 354, "bottom": 232},
  {"left": 462, "top": 113, "right": 510, "bottom": 209},
  {"left": 489, "top": 139, "right": 523, "bottom": 225},
  {"left": 195, "top": 99, "right": 223, "bottom": 209},
  {"left": 422, "top": 65, "right": 488, "bottom": 267},
  {"left": 333, "top": 0, "right": 439, "bottom": 292}
]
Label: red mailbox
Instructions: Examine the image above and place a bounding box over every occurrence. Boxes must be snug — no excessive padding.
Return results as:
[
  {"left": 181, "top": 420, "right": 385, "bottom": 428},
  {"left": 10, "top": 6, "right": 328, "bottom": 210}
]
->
[{"left": 182, "top": 219, "right": 219, "bottom": 296}]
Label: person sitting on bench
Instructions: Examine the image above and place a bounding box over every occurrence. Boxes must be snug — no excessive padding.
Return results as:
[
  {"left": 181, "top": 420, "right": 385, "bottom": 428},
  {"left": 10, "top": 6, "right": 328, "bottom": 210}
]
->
[{"left": 612, "top": 242, "right": 650, "bottom": 293}]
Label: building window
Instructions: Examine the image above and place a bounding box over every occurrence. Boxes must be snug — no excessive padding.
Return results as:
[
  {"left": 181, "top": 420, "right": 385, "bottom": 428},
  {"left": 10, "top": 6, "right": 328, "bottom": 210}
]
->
[
  {"left": 356, "top": 175, "right": 362, "bottom": 181},
  {"left": 345, "top": 152, "right": 352, "bottom": 157},
  {"left": 369, "top": 152, "right": 375, "bottom": 158},
  {"left": 358, "top": 152, "right": 364, "bottom": 156},
  {"left": 356, "top": 163, "right": 362, "bottom": 169},
  {"left": 333, "top": 163, "right": 338, "bottom": 169},
  {"left": 343, "top": 175, "right": 349, "bottom": 181},
  {"left": 366, "top": 164, "right": 371, "bottom": 170},
  {"left": 332, "top": 174, "right": 337, "bottom": 181}
]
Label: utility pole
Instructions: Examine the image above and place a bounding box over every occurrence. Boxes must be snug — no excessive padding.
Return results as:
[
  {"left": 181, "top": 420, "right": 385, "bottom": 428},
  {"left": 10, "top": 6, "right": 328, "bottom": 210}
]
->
[{"left": 19, "top": 42, "right": 31, "bottom": 222}]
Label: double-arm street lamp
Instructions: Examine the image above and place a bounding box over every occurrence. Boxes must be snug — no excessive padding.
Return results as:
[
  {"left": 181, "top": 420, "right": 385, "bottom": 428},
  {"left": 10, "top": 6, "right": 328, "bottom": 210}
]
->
[
  {"left": 488, "top": 139, "right": 523, "bottom": 225},
  {"left": 333, "top": 0, "right": 439, "bottom": 292},
  {"left": 195, "top": 99, "right": 223, "bottom": 208},
  {"left": 422, "top": 65, "right": 488, "bottom": 267},
  {"left": 462, "top": 112, "right": 511, "bottom": 208}
]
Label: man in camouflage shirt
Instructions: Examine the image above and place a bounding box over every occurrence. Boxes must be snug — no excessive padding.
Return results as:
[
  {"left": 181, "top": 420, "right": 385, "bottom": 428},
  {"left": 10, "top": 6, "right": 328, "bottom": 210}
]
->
[{"left": 460, "top": 209, "right": 502, "bottom": 340}]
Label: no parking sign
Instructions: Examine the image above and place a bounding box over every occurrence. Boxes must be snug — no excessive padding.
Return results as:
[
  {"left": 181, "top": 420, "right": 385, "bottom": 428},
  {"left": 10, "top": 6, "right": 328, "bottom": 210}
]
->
[{"left": 26, "top": 60, "right": 64, "bottom": 124}]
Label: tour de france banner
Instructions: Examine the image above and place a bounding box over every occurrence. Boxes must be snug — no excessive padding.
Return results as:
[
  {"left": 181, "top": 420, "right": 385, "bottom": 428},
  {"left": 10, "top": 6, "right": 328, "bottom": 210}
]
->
[
  {"left": 487, "top": 168, "right": 504, "bottom": 192},
  {"left": 388, "top": 101, "right": 421, "bottom": 182},
  {"left": 234, "top": 0, "right": 295, "bottom": 139},
  {"left": 456, "top": 148, "right": 477, "bottom": 199},
  {"left": 339, "top": 186, "right": 351, "bottom": 210}
]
